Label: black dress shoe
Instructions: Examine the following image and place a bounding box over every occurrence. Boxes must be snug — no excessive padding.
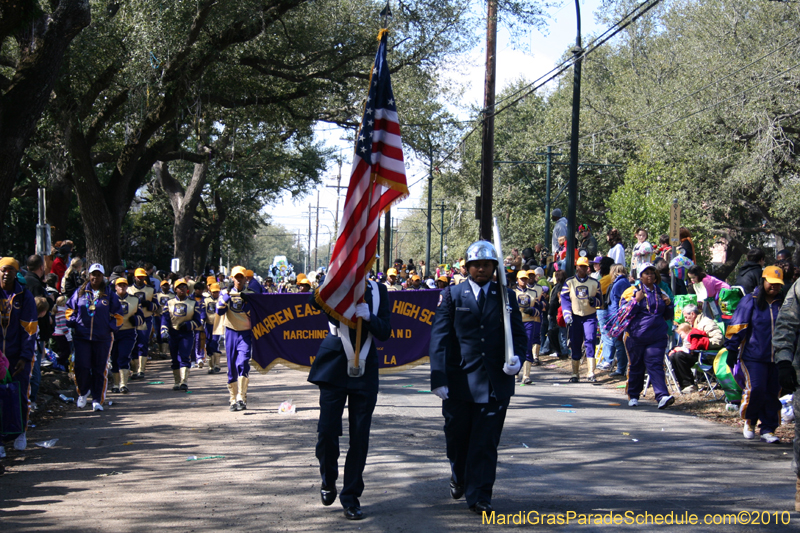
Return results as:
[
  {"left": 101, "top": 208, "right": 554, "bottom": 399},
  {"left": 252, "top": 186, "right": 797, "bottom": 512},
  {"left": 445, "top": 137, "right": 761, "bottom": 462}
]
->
[
  {"left": 320, "top": 485, "right": 337, "bottom": 506},
  {"left": 470, "top": 501, "right": 493, "bottom": 514},
  {"left": 449, "top": 479, "right": 464, "bottom": 500},
  {"left": 344, "top": 506, "right": 363, "bottom": 520}
]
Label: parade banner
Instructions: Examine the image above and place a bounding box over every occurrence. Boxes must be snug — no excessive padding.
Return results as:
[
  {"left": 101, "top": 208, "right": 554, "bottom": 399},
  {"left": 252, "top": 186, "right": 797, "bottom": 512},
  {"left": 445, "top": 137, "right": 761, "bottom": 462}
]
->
[{"left": 246, "top": 290, "right": 439, "bottom": 374}]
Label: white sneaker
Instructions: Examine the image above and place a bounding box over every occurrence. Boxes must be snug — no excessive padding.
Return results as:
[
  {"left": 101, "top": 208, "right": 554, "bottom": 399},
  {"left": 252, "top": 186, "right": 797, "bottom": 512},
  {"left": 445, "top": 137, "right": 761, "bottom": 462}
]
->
[
  {"left": 13, "top": 432, "right": 27, "bottom": 451},
  {"left": 681, "top": 385, "right": 698, "bottom": 394},
  {"left": 76, "top": 395, "right": 88, "bottom": 409},
  {"left": 628, "top": 398, "right": 639, "bottom": 407},
  {"left": 0, "top": 445, "right": 6, "bottom": 458},
  {"left": 743, "top": 423, "right": 755, "bottom": 439},
  {"left": 30, "top": 401, "right": 38, "bottom": 412},
  {"left": 760, "top": 432, "right": 779, "bottom": 444},
  {"left": 92, "top": 402, "right": 104, "bottom": 412},
  {"left": 658, "top": 395, "right": 675, "bottom": 409}
]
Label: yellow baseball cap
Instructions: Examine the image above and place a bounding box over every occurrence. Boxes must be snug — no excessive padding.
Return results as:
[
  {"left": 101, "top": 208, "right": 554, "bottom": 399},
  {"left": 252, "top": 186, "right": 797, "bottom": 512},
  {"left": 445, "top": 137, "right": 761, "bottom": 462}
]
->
[
  {"left": 763, "top": 265, "right": 784, "bottom": 285},
  {"left": 0, "top": 257, "right": 19, "bottom": 270},
  {"left": 174, "top": 278, "right": 189, "bottom": 289},
  {"left": 437, "top": 275, "right": 449, "bottom": 283},
  {"left": 411, "top": 275, "right": 421, "bottom": 281},
  {"left": 134, "top": 268, "right": 147, "bottom": 277},
  {"left": 387, "top": 268, "right": 398, "bottom": 276},
  {"left": 160, "top": 279, "right": 171, "bottom": 287},
  {"left": 231, "top": 266, "right": 247, "bottom": 278},
  {"left": 517, "top": 271, "right": 529, "bottom": 279},
  {"left": 209, "top": 283, "right": 220, "bottom": 292},
  {"left": 206, "top": 276, "right": 216, "bottom": 286},
  {"left": 114, "top": 277, "right": 129, "bottom": 286},
  {"left": 576, "top": 257, "right": 590, "bottom": 267},
  {"left": 245, "top": 269, "right": 254, "bottom": 277}
]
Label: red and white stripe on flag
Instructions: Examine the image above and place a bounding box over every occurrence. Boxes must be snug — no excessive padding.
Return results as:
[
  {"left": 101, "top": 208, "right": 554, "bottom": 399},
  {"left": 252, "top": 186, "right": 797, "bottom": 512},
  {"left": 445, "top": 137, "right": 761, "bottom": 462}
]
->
[{"left": 315, "top": 30, "right": 408, "bottom": 328}]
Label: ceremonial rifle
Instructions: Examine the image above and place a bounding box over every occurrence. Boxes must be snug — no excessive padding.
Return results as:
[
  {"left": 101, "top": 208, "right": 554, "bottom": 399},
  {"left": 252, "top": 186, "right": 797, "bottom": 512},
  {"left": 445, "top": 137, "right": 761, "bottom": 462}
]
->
[{"left": 492, "top": 218, "right": 515, "bottom": 365}]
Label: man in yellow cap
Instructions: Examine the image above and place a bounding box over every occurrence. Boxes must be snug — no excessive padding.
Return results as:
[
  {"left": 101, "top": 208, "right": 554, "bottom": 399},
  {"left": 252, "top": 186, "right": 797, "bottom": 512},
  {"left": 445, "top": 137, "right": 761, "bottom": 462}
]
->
[
  {"left": 0, "top": 257, "right": 38, "bottom": 452},
  {"left": 155, "top": 279, "right": 174, "bottom": 355},
  {"left": 560, "top": 257, "right": 602, "bottom": 382},
  {"left": 514, "top": 271, "right": 543, "bottom": 384},
  {"left": 161, "top": 278, "right": 203, "bottom": 391},
  {"left": 384, "top": 268, "right": 403, "bottom": 291},
  {"left": 129, "top": 267, "right": 158, "bottom": 380},
  {"left": 217, "top": 266, "right": 254, "bottom": 411},
  {"left": 246, "top": 269, "right": 264, "bottom": 294},
  {"left": 203, "top": 283, "right": 223, "bottom": 374},
  {"left": 112, "top": 278, "right": 144, "bottom": 393},
  {"left": 296, "top": 274, "right": 312, "bottom": 293},
  {"left": 405, "top": 274, "right": 422, "bottom": 290},
  {"left": 435, "top": 275, "right": 450, "bottom": 289}
]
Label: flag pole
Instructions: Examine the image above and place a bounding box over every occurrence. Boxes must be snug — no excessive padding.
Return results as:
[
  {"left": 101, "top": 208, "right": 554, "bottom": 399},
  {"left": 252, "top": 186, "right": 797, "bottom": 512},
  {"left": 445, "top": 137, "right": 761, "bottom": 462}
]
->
[{"left": 353, "top": 21, "right": 390, "bottom": 373}]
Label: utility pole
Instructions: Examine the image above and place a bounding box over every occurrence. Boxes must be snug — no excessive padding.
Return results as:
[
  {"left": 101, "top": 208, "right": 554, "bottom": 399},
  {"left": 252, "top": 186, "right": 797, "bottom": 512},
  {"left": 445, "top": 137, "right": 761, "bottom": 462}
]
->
[
  {"left": 425, "top": 147, "right": 434, "bottom": 277},
  {"left": 384, "top": 210, "right": 391, "bottom": 270},
  {"left": 307, "top": 203, "right": 312, "bottom": 273},
  {"left": 479, "top": 0, "right": 498, "bottom": 240},
  {"left": 314, "top": 190, "right": 320, "bottom": 271},
  {"left": 325, "top": 158, "right": 345, "bottom": 239},
  {"left": 439, "top": 202, "right": 445, "bottom": 264},
  {"left": 566, "top": 0, "right": 583, "bottom": 278},
  {"left": 544, "top": 146, "right": 553, "bottom": 249}
]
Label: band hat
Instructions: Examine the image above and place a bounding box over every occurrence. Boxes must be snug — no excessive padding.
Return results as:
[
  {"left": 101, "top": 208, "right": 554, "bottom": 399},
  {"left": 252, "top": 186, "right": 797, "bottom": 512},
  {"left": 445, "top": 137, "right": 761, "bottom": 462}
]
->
[
  {"left": 575, "top": 257, "right": 590, "bottom": 267},
  {"left": 174, "top": 278, "right": 189, "bottom": 289},
  {"left": 114, "top": 278, "right": 129, "bottom": 286},
  {"left": 89, "top": 263, "right": 105, "bottom": 275},
  {"left": 160, "top": 279, "right": 171, "bottom": 287},
  {"left": 0, "top": 257, "right": 20, "bottom": 270},
  {"left": 209, "top": 283, "right": 220, "bottom": 292},
  {"left": 763, "top": 265, "right": 784, "bottom": 285},
  {"left": 437, "top": 275, "right": 449, "bottom": 283},
  {"left": 411, "top": 275, "right": 421, "bottom": 281},
  {"left": 245, "top": 269, "right": 254, "bottom": 277},
  {"left": 231, "top": 266, "right": 247, "bottom": 278},
  {"left": 134, "top": 268, "right": 148, "bottom": 277},
  {"left": 206, "top": 276, "right": 217, "bottom": 286},
  {"left": 387, "top": 268, "right": 398, "bottom": 276},
  {"left": 517, "top": 271, "right": 529, "bottom": 279}
]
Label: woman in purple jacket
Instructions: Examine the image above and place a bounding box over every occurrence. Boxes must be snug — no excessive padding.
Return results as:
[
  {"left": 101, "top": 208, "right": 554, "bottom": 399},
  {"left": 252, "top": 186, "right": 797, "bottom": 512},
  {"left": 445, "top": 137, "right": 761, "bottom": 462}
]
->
[
  {"left": 725, "top": 265, "right": 785, "bottom": 443},
  {"left": 66, "top": 264, "right": 123, "bottom": 411},
  {"left": 621, "top": 263, "right": 675, "bottom": 409}
]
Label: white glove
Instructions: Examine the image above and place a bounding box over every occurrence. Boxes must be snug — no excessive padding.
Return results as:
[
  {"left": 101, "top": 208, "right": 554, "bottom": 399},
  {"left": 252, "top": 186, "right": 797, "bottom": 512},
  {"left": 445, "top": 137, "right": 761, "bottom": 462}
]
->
[
  {"left": 160, "top": 326, "right": 169, "bottom": 337},
  {"left": 432, "top": 386, "right": 449, "bottom": 400},
  {"left": 564, "top": 314, "right": 573, "bottom": 325},
  {"left": 503, "top": 355, "right": 521, "bottom": 375},
  {"left": 355, "top": 303, "right": 371, "bottom": 321}
]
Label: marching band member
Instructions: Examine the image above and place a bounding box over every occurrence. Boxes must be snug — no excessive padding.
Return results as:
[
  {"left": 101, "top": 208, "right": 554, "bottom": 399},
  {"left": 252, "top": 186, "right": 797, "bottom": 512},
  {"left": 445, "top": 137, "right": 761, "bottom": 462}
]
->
[
  {"left": 247, "top": 269, "right": 264, "bottom": 294},
  {"left": 429, "top": 241, "right": 526, "bottom": 515},
  {"left": 161, "top": 279, "right": 203, "bottom": 391},
  {"left": 216, "top": 266, "right": 253, "bottom": 411},
  {"left": 129, "top": 268, "right": 157, "bottom": 380},
  {"left": 111, "top": 278, "right": 143, "bottom": 394},
  {"left": 155, "top": 280, "right": 174, "bottom": 355},
  {"left": 514, "top": 270, "right": 543, "bottom": 384},
  {"left": 191, "top": 281, "right": 207, "bottom": 368},
  {"left": 560, "top": 257, "right": 602, "bottom": 382},
  {"left": 66, "top": 264, "right": 123, "bottom": 411},
  {"left": 0, "top": 257, "right": 38, "bottom": 451},
  {"left": 204, "top": 283, "right": 222, "bottom": 374}
]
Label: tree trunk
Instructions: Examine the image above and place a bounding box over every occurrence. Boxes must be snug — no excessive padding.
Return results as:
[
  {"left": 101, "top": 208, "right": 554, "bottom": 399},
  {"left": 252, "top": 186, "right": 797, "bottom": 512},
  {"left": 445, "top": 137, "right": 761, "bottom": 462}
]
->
[
  {"left": 0, "top": 0, "right": 90, "bottom": 227},
  {"left": 46, "top": 169, "right": 74, "bottom": 242},
  {"left": 713, "top": 230, "right": 748, "bottom": 282}
]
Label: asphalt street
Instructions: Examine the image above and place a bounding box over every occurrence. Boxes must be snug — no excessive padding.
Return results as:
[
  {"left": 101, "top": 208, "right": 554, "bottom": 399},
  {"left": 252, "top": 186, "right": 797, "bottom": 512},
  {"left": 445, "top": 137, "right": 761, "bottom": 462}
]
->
[{"left": 1, "top": 359, "right": 796, "bottom": 532}]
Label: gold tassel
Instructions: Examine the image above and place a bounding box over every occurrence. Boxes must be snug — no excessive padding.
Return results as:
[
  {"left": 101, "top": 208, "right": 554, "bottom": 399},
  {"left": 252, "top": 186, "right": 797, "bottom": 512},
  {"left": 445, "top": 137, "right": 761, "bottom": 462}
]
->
[{"left": 377, "top": 28, "right": 389, "bottom": 41}]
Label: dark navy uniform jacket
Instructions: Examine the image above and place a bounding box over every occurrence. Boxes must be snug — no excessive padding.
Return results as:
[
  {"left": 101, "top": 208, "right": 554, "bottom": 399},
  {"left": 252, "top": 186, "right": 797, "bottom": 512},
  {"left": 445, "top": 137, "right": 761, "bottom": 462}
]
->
[
  {"left": 430, "top": 280, "right": 527, "bottom": 403},
  {"left": 308, "top": 282, "right": 391, "bottom": 394}
]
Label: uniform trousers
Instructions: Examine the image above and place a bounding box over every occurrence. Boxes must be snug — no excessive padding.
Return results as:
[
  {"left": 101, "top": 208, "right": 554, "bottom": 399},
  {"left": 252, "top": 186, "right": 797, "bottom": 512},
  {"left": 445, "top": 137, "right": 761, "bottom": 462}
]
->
[
  {"left": 73, "top": 337, "right": 113, "bottom": 403},
  {"left": 523, "top": 321, "right": 541, "bottom": 362},
  {"left": 204, "top": 323, "right": 220, "bottom": 354},
  {"left": 169, "top": 331, "right": 195, "bottom": 369},
  {"left": 625, "top": 335, "right": 669, "bottom": 401},
  {"left": 316, "top": 384, "right": 378, "bottom": 508},
  {"left": 3, "top": 354, "right": 33, "bottom": 435},
  {"left": 735, "top": 360, "right": 781, "bottom": 434},
  {"left": 110, "top": 329, "right": 137, "bottom": 372},
  {"left": 442, "top": 396, "right": 509, "bottom": 506},
  {"left": 567, "top": 314, "right": 597, "bottom": 361},
  {"left": 224, "top": 328, "right": 251, "bottom": 383},
  {"left": 194, "top": 330, "right": 206, "bottom": 362},
  {"left": 135, "top": 317, "right": 153, "bottom": 359}
]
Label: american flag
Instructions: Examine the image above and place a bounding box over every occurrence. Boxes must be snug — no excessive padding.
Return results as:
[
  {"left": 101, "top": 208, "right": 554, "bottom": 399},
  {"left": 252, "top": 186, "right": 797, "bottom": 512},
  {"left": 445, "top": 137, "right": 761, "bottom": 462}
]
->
[{"left": 316, "top": 30, "right": 408, "bottom": 328}]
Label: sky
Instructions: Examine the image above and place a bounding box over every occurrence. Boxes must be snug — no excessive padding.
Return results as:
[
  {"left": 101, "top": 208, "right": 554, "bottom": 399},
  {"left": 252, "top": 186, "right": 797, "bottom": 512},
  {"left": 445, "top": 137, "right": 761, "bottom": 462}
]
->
[{"left": 266, "top": 0, "right": 605, "bottom": 262}]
